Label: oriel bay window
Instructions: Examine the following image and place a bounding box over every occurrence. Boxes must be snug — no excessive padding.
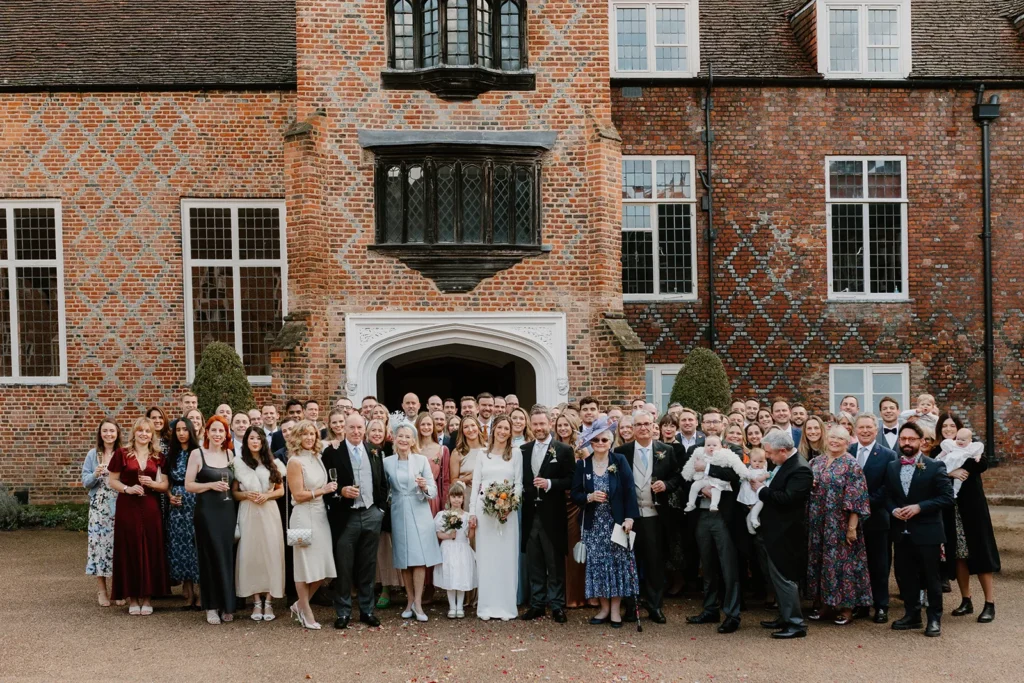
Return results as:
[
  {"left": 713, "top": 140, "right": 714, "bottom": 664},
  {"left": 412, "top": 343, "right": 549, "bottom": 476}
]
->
[{"left": 383, "top": 0, "right": 534, "bottom": 99}]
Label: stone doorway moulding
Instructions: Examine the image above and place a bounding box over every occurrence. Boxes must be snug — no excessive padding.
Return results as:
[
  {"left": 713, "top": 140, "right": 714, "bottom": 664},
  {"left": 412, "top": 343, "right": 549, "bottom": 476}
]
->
[{"left": 345, "top": 312, "right": 570, "bottom": 407}]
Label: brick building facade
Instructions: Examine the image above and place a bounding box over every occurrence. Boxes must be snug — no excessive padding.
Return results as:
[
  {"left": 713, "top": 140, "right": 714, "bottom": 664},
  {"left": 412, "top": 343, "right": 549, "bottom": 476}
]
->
[{"left": 1, "top": 0, "right": 1022, "bottom": 500}]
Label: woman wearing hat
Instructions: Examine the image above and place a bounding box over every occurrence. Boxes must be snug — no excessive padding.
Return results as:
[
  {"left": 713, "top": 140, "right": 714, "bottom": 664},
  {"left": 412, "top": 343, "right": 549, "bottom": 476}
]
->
[{"left": 571, "top": 417, "right": 640, "bottom": 628}]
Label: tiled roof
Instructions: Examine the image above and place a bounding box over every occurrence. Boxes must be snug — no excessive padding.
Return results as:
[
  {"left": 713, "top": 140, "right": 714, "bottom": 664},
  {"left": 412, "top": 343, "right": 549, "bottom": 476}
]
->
[{"left": 0, "top": 0, "right": 296, "bottom": 90}]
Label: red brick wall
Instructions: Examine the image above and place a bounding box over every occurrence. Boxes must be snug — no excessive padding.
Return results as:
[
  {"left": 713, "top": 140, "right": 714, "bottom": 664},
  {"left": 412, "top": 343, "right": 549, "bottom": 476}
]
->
[
  {"left": 614, "top": 86, "right": 1024, "bottom": 458},
  {"left": 0, "top": 91, "right": 295, "bottom": 501}
]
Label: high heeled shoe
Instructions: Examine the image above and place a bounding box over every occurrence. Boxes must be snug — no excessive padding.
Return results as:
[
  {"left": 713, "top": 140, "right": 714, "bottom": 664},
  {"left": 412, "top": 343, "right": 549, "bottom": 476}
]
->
[
  {"left": 297, "top": 609, "right": 321, "bottom": 630},
  {"left": 128, "top": 604, "right": 141, "bottom": 616},
  {"left": 263, "top": 601, "right": 275, "bottom": 621},
  {"left": 251, "top": 601, "right": 264, "bottom": 621},
  {"left": 413, "top": 607, "right": 428, "bottom": 622}
]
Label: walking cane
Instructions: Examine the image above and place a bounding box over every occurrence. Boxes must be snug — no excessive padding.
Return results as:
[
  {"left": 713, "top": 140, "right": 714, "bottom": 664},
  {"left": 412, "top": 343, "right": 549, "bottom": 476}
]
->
[{"left": 626, "top": 533, "right": 642, "bottom": 633}]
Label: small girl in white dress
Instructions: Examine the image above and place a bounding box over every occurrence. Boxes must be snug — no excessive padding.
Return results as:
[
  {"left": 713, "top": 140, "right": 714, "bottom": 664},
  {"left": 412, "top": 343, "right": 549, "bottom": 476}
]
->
[
  {"left": 738, "top": 448, "right": 770, "bottom": 534},
  {"left": 433, "top": 482, "right": 477, "bottom": 619},
  {"left": 938, "top": 428, "right": 984, "bottom": 498}
]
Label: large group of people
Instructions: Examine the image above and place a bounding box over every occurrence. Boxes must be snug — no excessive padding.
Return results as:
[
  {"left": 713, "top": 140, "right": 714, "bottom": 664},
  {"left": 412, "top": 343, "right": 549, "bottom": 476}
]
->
[{"left": 81, "top": 387, "right": 1001, "bottom": 638}]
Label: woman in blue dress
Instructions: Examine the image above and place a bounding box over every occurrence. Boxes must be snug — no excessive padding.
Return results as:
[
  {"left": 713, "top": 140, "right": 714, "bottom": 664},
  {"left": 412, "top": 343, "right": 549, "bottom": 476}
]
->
[
  {"left": 166, "top": 418, "right": 201, "bottom": 609},
  {"left": 82, "top": 419, "right": 123, "bottom": 607},
  {"left": 571, "top": 417, "right": 639, "bottom": 628},
  {"left": 383, "top": 424, "right": 442, "bottom": 622}
]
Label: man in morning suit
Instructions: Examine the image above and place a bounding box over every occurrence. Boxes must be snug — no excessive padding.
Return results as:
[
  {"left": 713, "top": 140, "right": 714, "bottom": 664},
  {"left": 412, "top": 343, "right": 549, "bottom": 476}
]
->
[
  {"left": 519, "top": 406, "right": 576, "bottom": 623},
  {"left": 848, "top": 412, "right": 898, "bottom": 622},
  {"left": 886, "top": 422, "right": 954, "bottom": 637},
  {"left": 754, "top": 429, "right": 813, "bottom": 639},
  {"left": 615, "top": 410, "right": 682, "bottom": 624},
  {"left": 321, "top": 413, "right": 389, "bottom": 629}
]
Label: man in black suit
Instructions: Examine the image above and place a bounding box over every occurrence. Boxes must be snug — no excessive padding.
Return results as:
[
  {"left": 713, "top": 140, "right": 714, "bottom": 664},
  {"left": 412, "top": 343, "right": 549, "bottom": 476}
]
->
[
  {"left": 616, "top": 410, "right": 681, "bottom": 624},
  {"left": 848, "top": 413, "right": 898, "bottom": 622},
  {"left": 876, "top": 396, "right": 901, "bottom": 451},
  {"left": 754, "top": 429, "right": 813, "bottom": 639},
  {"left": 886, "top": 422, "right": 954, "bottom": 637},
  {"left": 321, "top": 413, "right": 389, "bottom": 629},
  {"left": 519, "top": 407, "right": 575, "bottom": 623}
]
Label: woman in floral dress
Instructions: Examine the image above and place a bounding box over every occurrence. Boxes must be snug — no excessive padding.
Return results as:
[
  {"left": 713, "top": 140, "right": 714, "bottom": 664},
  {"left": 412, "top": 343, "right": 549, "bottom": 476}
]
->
[
  {"left": 82, "top": 419, "right": 123, "bottom": 606},
  {"left": 805, "top": 425, "right": 873, "bottom": 624},
  {"left": 167, "top": 418, "right": 201, "bottom": 608}
]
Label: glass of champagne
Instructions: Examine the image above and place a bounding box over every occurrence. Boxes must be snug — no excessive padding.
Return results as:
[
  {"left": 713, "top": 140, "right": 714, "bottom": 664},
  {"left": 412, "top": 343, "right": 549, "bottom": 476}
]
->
[
  {"left": 329, "top": 468, "right": 337, "bottom": 482},
  {"left": 652, "top": 478, "right": 661, "bottom": 506},
  {"left": 221, "top": 472, "right": 231, "bottom": 501}
]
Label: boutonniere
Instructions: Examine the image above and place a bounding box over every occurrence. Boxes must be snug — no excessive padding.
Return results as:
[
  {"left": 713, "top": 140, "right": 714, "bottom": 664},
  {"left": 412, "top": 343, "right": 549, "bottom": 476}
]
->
[
  {"left": 655, "top": 449, "right": 666, "bottom": 461},
  {"left": 607, "top": 464, "right": 618, "bottom": 474},
  {"left": 916, "top": 461, "right": 926, "bottom": 471},
  {"left": 547, "top": 446, "right": 556, "bottom": 459}
]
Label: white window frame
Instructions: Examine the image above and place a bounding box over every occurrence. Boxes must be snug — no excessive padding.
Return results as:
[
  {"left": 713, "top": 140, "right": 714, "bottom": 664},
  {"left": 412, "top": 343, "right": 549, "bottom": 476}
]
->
[
  {"left": 829, "top": 363, "right": 909, "bottom": 416},
  {"left": 0, "top": 199, "right": 67, "bottom": 385},
  {"left": 825, "top": 155, "right": 909, "bottom": 301},
  {"left": 817, "top": 0, "right": 912, "bottom": 79},
  {"left": 645, "top": 363, "right": 683, "bottom": 412},
  {"left": 181, "top": 199, "right": 288, "bottom": 386},
  {"left": 609, "top": 1, "right": 700, "bottom": 78},
  {"left": 622, "top": 154, "right": 698, "bottom": 302}
]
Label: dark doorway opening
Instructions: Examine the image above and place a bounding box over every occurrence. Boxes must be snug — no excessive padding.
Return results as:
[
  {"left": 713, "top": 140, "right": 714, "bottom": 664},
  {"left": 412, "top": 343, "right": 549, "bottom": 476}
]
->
[{"left": 376, "top": 344, "right": 536, "bottom": 412}]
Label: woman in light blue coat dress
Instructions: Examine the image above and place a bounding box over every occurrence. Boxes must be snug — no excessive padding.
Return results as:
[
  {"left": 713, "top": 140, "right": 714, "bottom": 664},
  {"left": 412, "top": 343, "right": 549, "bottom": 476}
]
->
[{"left": 384, "top": 425, "right": 443, "bottom": 622}]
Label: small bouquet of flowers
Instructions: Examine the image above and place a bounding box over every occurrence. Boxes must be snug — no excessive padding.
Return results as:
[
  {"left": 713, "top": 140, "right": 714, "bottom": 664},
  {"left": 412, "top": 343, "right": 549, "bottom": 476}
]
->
[
  {"left": 482, "top": 479, "right": 521, "bottom": 524},
  {"left": 441, "top": 510, "right": 463, "bottom": 534}
]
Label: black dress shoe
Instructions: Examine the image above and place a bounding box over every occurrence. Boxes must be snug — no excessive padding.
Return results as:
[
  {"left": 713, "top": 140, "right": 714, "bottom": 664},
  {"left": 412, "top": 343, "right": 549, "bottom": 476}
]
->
[
  {"left": 359, "top": 613, "right": 381, "bottom": 627},
  {"left": 760, "top": 619, "right": 783, "bottom": 629},
  {"left": 771, "top": 626, "right": 807, "bottom": 639},
  {"left": 520, "top": 607, "right": 545, "bottom": 621},
  {"left": 589, "top": 615, "right": 610, "bottom": 625},
  {"left": 873, "top": 608, "right": 889, "bottom": 624},
  {"left": 687, "top": 610, "right": 720, "bottom": 624},
  {"left": 925, "top": 619, "right": 941, "bottom": 637},
  {"left": 892, "top": 614, "right": 923, "bottom": 631},
  {"left": 978, "top": 602, "right": 995, "bottom": 623},
  {"left": 622, "top": 610, "right": 638, "bottom": 622},
  {"left": 852, "top": 606, "right": 871, "bottom": 620},
  {"left": 648, "top": 608, "right": 666, "bottom": 624},
  {"left": 941, "top": 579, "right": 952, "bottom": 593},
  {"left": 552, "top": 609, "right": 567, "bottom": 624},
  {"left": 717, "top": 617, "right": 740, "bottom": 634},
  {"left": 334, "top": 617, "right": 350, "bottom": 629},
  {"left": 951, "top": 597, "right": 973, "bottom": 616}
]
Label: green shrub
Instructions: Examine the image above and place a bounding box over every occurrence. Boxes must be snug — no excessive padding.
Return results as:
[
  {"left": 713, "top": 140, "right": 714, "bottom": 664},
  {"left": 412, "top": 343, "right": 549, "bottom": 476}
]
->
[
  {"left": 669, "top": 347, "right": 732, "bottom": 415},
  {"left": 191, "top": 341, "right": 256, "bottom": 419},
  {"left": 0, "top": 486, "right": 20, "bottom": 530},
  {"left": 0, "top": 486, "right": 89, "bottom": 532}
]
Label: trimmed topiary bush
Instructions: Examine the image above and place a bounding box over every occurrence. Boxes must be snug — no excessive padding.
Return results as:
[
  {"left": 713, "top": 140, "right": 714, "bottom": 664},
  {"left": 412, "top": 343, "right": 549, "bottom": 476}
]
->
[
  {"left": 191, "top": 341, "right": 255, "bottom": 420},
  {"left": 669, "top": 347, "right": 732, "bottom": 414}
]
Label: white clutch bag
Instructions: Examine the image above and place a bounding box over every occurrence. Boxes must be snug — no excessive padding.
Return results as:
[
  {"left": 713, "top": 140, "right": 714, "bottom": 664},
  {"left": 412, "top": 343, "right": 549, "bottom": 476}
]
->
[
  {"left": 285, "top": 488, "right": 312, "bottom": 547},
  {"left": 572, "top": 507, "right": 587, "bottom": 563}
]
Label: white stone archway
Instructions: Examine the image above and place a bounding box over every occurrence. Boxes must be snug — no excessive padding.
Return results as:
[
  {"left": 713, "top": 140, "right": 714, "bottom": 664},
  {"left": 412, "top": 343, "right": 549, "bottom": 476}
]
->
[{"left": 344, "top": 312, "right": 569, "bottom": 406}]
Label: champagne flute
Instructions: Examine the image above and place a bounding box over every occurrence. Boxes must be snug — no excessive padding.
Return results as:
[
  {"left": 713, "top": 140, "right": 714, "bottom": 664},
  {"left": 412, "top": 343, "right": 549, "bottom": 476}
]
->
[
  {"left": 221, "top": 472, "right": 231, "bottom": 501},
  {"left": 329, "top": 468, "right": 337, "bottom": 482},
  {"left": 652, "top": 478, "right": 661, "bottom": 506}
]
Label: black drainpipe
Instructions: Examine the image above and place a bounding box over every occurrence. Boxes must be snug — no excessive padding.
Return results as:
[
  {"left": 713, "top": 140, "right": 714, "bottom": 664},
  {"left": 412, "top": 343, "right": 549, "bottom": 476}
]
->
[
  {"left": 699, "top": 63, "right": 717, "bottom": 350},
  {"left": 972, "top": 85, "right": 1000, "bottom": 463}
]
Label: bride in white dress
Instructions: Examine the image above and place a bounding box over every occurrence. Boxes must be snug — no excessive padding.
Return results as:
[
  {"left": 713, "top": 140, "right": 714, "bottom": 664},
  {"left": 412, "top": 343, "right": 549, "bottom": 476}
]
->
[{"left": 469, "top": 416, "right": 523, "bottom": 620}]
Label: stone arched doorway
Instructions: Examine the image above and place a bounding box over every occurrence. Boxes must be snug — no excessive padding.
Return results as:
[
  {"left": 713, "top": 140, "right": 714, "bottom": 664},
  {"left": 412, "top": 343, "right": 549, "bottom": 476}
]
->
[{"left": 344, "top": 312, "right": 569, "bottom": 408}]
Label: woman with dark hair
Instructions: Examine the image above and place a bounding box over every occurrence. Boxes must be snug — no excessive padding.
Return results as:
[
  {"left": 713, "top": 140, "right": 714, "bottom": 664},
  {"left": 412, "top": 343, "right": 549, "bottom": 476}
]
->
[
  {"left": 744, "top": 423, "right": 764, "bottom": 454},
  {"left": 657, "top": 413, "right": 679, "bottom": 444},
  {"left": 82, "top": 419, "right": 123, "bottom": 606},
  {"left": 185, "top": 415, "right": 237, "bottom": 624},
  {"left": 186, "top": 408, "right": 206, "bottom": 443},
  {"left": 757, "top": 409, "right": 774, "bottom": 432},
  {"left": 146, "top": 406, "right": 171, "bottom": 452},
  {"left": 166, "top": 417, "right": 201, "bottom": 609},
  {"left": 108, "top": 417, "right": 171, "bottom": 615},
  {"left": 935, "top": 412, "right": 1000, "bottom": 623},
  {"left": 233, "top": 426, "right": 286, "bottom": 621}
]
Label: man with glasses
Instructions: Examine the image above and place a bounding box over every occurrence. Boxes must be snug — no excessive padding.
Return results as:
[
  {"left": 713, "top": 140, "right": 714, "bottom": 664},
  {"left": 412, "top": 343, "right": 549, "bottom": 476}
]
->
[{"left": 615, "top": 411, "right": 681, "bottom": 624}]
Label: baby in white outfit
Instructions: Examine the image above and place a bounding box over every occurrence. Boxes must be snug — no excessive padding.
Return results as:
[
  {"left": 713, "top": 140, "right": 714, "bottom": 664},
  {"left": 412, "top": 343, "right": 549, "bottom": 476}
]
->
[
  {"left": 737, "top": 448, "right": 770, "bottom": 534},
  {"left": 682, "top": 436, "right": 748, "bottom": 513},
  {"left": 937, "top": 428, "right": 983, "bottom": 498}
]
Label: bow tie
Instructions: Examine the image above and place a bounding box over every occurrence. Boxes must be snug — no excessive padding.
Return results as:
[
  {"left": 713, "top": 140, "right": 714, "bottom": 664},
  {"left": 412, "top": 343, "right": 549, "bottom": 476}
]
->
[
  {"left": 884, "top": 428, "right": 897, "bottom": 435},
  {"left": 900, "top": 457, "right": 917, "bottom": 466}
]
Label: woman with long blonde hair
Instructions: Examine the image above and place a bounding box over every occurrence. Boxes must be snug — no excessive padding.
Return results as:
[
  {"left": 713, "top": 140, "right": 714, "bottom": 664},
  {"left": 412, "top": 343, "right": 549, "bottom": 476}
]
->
[{"left": 450, "top": 415, "right": 485, "bottom": 488}]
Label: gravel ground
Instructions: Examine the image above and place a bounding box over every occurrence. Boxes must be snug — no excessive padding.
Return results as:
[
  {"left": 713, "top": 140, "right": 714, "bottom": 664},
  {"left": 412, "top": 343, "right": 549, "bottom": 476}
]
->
[{"left": 1, "top": 529, "right": 1021, "bottom": 682}]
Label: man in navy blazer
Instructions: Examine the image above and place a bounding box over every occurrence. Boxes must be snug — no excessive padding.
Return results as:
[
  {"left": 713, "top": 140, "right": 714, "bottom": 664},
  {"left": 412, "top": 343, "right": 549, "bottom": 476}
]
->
[
  {"left": 771, "top": 399, "right": 802, "bottom": 448},
  {"left": 848, "top": 413, "right": 898, "bottom": 623},
  {"left": 885, "top": 422, "right": 954, "bottom": 637}
]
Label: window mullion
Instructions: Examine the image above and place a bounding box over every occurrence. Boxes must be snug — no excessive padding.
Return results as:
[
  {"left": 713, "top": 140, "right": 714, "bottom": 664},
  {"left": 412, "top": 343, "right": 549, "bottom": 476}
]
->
[
  {"left": 469, "top": 0, "right": 478, "bottom": 65},
  {"left": 862, "top": 200, "right": 872, "bottom": 295},
  {"left": 230, "top": 207, "right": 244, "bottom": 364},
  {"left": 440, "top": 0, "right": 449, "bottom": 63},
  {"left": 860, "top": 5, "right": 868, "bottom": 74},
  {"left": 6, "top": 214, "right": 19, "bottom": 377},
  {"left": 648, "top": 5, "right": 657, "bottom": 74},
  {"left": 454, "top": 160, "right": 463, "bottom": 242},
  {"left": 651, "top": 199, "right": 661, "bottom": 295}
]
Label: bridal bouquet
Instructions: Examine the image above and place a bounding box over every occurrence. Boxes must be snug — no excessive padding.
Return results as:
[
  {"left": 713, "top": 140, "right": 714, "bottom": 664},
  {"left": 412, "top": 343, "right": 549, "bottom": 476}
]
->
[
  {"left": 481, "top": 479, "right": 521, "bottom": 524},
  {"left": 441, "top": 510, "right": 463, "bottom": 534}
]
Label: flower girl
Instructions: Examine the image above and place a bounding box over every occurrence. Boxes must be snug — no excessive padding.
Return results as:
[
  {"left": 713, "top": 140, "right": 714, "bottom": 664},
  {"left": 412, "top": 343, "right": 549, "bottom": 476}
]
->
[{"left": 433, "top": 482, "right": 477, "bottom": 618}]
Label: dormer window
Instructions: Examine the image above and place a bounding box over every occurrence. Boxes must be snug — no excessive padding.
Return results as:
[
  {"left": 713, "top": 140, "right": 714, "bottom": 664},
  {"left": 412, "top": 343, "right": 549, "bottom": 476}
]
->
[
  {"left": 817, "top": 1, "right": 911, "bottom": 78},
  {"left": 609, "top": 1, "right": 700, "bottom": 78},
  {"left": 382, "top": 0, "right": 534, "bottom": 99}
]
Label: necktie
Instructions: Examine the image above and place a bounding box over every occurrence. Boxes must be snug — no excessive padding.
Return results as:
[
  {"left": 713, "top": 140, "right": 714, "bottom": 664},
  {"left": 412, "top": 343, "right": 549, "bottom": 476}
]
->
[
  {"left": 858, "top": 446, "right": 869, "bottom": 468},
  {"left": 900, "top": 456, "right": 917, "bottom": 466},
  {"left": 884, "top": 428, "right": 897, "bottom": 435},
  {"left": 640, "top": 447, "right": 649, "bottom": 470}
]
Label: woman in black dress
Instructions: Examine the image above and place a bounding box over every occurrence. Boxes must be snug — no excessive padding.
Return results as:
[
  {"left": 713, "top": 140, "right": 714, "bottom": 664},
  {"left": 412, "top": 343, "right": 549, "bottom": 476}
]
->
[
  {"left": 933, "top": 412, "right": 999, "bottom": 623},
  {"left": 185, "top": 415, "right": 237, "bottom": 624}
]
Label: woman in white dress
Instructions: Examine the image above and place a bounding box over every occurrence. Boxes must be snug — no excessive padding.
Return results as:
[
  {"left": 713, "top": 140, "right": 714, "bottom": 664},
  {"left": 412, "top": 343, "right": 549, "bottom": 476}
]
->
[
  {"left": 469, "top": 415, "right": 523, "bottom": 620},
  {"left": 233, "top": 427, "right": 286, "bottom": 621},
  {"left": 383, "top": 424, "right": 443, "bottom": 622},
  {"left": 286, "top": 420, "right": 337, "bottom": 629},
  {"left": 450, "top": 416, "right": 485, "bottom": 489}
]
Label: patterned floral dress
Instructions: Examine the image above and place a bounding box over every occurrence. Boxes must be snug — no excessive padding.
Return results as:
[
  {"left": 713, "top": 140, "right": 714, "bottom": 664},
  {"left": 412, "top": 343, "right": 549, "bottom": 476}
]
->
[
  {"left": 806, "top": 454, "right": 873, "bottom": 609},
  {"left": 582, "top": 471, "right": 639, "bottom": 599},
  {"left": 85, "top": 459, "right": 117, "bottom": 577},
  {"left": 166, "top": 448, "right": 200, "bottom": 583}
]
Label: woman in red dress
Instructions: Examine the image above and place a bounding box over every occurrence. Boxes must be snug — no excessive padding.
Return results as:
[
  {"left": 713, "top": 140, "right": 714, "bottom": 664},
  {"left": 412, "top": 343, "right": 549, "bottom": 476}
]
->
[{"left": 108, "top": 416, "right": 171, "bottom": 615}]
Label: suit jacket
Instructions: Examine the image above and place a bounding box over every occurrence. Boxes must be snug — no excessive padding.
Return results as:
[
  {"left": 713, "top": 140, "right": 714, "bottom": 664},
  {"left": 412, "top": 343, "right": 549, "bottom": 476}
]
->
[
  {"left": 270, "top": 429, "right": 285, "bottom": 454},
  {"left": 520, "top": 439, "right": 575, "bottom": 554},
  {"left": 874, "top": 425, "right": 899, "bottom": 452},
  {"left": 614, "top": 440, "right": 682, "bottom": 508},
  {"left": 321, "top": 440, "right": 388, "bottom": 538},
  {"left": 847, "top": 441, "right": 898, "bottom": 531},
  {"left": 571, "top": 452, "right": 640, "bottom": 530},
  {"left": 788, "top": 425, "right": 803, "bottom": 448},
  {"left": 681, "top": 439, "right": 744, "bottom": 522},
  {"left": 885, "top": 455, "right": 954, "bottom": 545},
  {"left": 756, "top": 452, "right": 813, "bottom": 582}
]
